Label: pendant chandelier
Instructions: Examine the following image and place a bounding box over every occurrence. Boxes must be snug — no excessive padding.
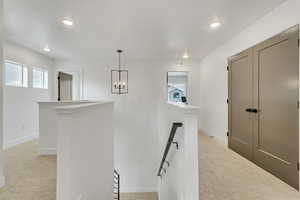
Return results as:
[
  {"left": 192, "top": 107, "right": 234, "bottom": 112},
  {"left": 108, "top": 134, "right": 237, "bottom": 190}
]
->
[{"left": 111, "top": 49, "right": 128, "bottom": 94}]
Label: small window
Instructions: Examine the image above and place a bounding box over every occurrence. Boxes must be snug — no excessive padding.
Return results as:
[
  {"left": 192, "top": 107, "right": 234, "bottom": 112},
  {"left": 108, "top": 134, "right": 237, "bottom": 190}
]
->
[
  {"left": 167, "top": 71, "right": 188, "bottom": 103},
  {"left": 5, "top": 61, "right": 28, "bottom": 87},
  {"left": 33, "top": 68, "right": 48, "bottom": 89}
]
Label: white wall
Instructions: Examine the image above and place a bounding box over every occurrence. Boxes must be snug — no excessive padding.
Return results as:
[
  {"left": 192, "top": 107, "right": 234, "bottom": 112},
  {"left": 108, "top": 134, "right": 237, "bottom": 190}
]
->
[
  {"left": 54, "top": 58, "right": 200, "bottom": 192},
  {"left": 0, "top": 0, "right": 5, "bottom": 188},
  {"left": 56, "top": 102, "right": 114, "bottom": 200},
  {"left": 198, "top": 0, "right": 300, "bottom": 144},
  {"left": 157, "top": 103, "right": 199, "bottom": 200},
  {"left": 3, "top": 41, "right": 55, "bottom": 148},
  {"left": 55, "top": 59, "right": 160, "bottom": 192},
  {"left": 155, "top": 62, "right": 200, "bottom": 199}
]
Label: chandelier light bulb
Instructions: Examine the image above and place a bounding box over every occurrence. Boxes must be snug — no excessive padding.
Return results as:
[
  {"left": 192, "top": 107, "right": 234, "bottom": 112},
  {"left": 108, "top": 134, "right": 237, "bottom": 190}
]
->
[
  {"left": 43, "top": 45, "right": 51, "bottom": 52},
  {"left": 62, "top": 18, "right": 74, "bottom": 26},
  {"left": 210, "top": 22, "right": 221, "bottom": 29}
]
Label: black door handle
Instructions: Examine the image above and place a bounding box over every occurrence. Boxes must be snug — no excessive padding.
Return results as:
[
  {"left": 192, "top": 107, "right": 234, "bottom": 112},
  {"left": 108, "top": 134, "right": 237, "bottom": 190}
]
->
[
  {"left": 245, "top": 108, "right": 259, "bottom": 113},
  {"left": 252, "top": 109, "right": 258, "bottom": 113},
  {"left": 245, "top": 108, "right": 252, "bottom": 112}
]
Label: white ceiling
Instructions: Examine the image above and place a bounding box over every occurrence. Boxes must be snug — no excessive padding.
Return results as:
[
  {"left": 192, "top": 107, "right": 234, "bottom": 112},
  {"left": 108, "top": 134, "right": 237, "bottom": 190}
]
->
[{"left": 4, "top": 0, "right": 287, "bottom": 63}]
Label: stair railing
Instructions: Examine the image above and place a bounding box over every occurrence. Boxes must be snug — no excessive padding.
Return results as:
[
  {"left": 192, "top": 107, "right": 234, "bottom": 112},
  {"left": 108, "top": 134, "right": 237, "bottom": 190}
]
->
[
  {"left": 114, "top": 170, "right": 120, "bottom": 200},
  {"left": 157, "top": 122, "right": 183, "bottom": 177}
]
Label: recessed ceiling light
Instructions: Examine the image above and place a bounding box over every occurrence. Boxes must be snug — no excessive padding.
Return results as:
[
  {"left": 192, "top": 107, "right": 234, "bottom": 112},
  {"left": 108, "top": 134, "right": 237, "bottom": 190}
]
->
[
  {"left": 210, "top": 22, "right": 221, "bottom": 29},
  {"left": 62, "top": 18, "right": 73, "bottom": 26},
  {"left": 43, "top": 46, "right": 51, "bottom": 52},
  {"left": 183, "top": 52, "right": 189, "bottom": 59}
]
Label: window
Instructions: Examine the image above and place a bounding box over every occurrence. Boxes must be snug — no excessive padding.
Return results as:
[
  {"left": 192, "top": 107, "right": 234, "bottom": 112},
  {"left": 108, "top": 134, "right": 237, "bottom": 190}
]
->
[
  {"left": 33, "top": 68, "right": 48, "bottom": 89},
  {"left": 167, "top": 71, "right": 188, "bottom": 103},
  {"left": 5, "top": 61, "right": 28, "bottom": 87}
]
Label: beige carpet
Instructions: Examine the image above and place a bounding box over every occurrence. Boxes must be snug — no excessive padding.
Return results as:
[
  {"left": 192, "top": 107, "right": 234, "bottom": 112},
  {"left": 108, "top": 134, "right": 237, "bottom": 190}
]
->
[
  {"left": 0, "top": 136, "right": 299, "bottom": 200},
  {"left": 0, "top": 140, "right": 157, "bottom": 200},
  {"left": 121, "top": 192, "right": 158, "bottom": 200},
  {"left": 0, "top": 140, "right": 56, "bottom": 200},
  {"left": 199, "top": 133, "right": 300, "bottom": 200}
]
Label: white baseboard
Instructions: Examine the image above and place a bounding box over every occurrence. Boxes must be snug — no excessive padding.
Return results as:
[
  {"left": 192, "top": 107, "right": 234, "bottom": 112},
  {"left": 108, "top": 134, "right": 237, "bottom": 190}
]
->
[
  {"left": 199, "top": 129, "right": 228, "bottom": 146},
  {"left": 121, "top": 186, "right": 158, "bottom": 193},
  {"left": 213, "top": 134, "right": 228, "bottom": 146},
  {"left": 0, "top": 175, "right": 5, "bottom": 188},
  {"left": 4, "top": 134, "right": 38, "bottom": 149},
  {"left": 38, "top": 148, "right": 57, "bottom": 155}
]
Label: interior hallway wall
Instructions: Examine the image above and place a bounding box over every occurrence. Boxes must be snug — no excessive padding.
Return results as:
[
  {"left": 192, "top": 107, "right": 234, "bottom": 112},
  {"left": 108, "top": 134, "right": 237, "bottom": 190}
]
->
[
  {"left": 155, "top": 61, "right": 200, "bottom": 200},
  {"left": 54, "top": 58, "right": 200, "bottom": 192},
  {"left": 199, "top": 0, "right": 300, "bottom": 143},
  {"left": 197, "top": 0, "right": 300, "bottom": 186},
  {"left": 55, "top": 58, "right": 161, "bottom": 192},
  {"left": 3, "top": 41, "right": 55, "bottom": 148}
]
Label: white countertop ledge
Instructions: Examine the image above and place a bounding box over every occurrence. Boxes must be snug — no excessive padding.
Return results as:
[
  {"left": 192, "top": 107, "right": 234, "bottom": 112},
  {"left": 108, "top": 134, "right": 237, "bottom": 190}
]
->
[
  {"left": 55, "top": 101, "right": 114, "bottom": 114},
  {"left": 37, "top": 100, "right": 92, "bottom": 104},
  {"left": 166, "top": 101, "right": 200, "bottom": 114}
]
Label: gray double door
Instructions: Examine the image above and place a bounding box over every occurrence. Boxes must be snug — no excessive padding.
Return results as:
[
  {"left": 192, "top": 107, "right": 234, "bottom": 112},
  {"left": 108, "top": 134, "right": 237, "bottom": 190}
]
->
[{"left": 228, "top": 25, "right": 299, "bottom": 190}]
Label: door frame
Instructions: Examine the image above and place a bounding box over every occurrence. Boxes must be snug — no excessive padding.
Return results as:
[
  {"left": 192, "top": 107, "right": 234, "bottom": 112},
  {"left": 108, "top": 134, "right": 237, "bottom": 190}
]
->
[
  {"left": 55, "top": 68, "right": 84, "bottom": 101},
  {"left": 227, "top": 24, "right": 300, "bottom": 189},
  {"left": 58, "top": 72, "right": 73, "bottom": 101}
]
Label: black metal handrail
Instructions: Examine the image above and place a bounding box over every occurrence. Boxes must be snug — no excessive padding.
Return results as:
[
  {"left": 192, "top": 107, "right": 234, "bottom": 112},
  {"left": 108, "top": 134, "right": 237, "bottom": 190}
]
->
[
  {"left": 157, "top": 122, "right": 183, "bottom": 176},
  {"left": 114, "top": 170, "right": 120, "bottom": 200}
]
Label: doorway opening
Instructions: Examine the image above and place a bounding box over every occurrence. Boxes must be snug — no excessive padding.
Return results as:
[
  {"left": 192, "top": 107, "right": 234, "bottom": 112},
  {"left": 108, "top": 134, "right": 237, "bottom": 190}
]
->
[
  {"left": 55, "top": 69, "right": 84, "bottom": 101},
  {"left": 58, "top": 72, "right": 73, "bottom": 101}
]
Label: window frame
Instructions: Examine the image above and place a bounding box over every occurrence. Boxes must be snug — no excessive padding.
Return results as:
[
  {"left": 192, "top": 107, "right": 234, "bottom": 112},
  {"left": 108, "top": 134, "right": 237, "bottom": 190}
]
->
[
  {"left": 166, "top": 71, "right": 189, "bottom": 103},
  {"left": 4, "top": 60, "right": 28, "bottom": 88},
  {"left": 32, "top": 67, "right": 49, "bottom": 89}
]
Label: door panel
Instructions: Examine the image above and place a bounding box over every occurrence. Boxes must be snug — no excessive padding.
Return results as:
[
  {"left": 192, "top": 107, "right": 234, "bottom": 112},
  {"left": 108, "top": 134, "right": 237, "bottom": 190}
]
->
[
  {"left": 58, "top": 72, "right": 73, "bottom": 101},
  {"left": 228, "top": 49, "right": 253, "bottom": 161},
  {"left": 253, "top": 25, "right": 299, "bottom": 189}
]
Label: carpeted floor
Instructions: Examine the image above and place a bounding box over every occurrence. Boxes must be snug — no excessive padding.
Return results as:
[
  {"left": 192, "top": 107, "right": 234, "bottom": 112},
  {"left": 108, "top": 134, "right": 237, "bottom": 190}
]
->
[
  {"left": 199, "top": 133, "right": 300, "bottom": 200},
  {"left": 0, "top": 140, "right": 56, "bottom": 200},
  {"left": 0, "top": 136, "right": 300, "bottom": 200},
  {"left": 0, "top": 140, "right": 157, "bottom": 200},
  {"left": 121, "top": 192, "right": 158, "bottom": 200}
]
